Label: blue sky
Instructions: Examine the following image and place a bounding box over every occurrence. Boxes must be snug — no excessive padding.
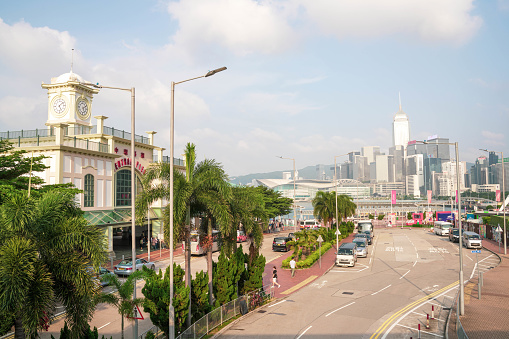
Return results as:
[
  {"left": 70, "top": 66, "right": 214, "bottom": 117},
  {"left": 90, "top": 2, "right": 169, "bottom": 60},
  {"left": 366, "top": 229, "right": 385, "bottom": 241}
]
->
[{"left": 0, "top": 0, "right": 508, "bottom": 176}]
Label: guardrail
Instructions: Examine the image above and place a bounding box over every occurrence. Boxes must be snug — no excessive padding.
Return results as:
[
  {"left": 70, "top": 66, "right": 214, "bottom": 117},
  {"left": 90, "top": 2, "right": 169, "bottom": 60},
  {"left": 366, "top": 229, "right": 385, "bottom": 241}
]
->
[{"left": 139, "top": 283, "right": 275, "bottom": 339}]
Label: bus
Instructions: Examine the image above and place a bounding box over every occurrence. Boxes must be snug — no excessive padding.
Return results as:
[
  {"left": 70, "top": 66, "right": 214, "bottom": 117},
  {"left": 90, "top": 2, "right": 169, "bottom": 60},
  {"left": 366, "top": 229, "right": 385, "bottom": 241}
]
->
[
  {"left": 301, "top": 220, "right": 321, "bottom": 230},
  {"left": 184, "top": 230, "right": 221, "bottom": 255}
]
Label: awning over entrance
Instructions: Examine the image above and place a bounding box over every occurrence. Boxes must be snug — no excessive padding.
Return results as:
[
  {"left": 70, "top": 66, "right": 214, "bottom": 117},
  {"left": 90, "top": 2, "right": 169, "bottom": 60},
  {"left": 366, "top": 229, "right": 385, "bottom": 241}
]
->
[{"left": 84, "top": 209, "right": 132, "bottom": 227}]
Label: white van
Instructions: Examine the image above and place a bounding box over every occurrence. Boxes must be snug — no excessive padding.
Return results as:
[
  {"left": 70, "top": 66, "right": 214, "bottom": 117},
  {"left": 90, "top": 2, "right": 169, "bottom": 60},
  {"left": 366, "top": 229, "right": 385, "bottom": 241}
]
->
[
  {"left": 336, "top": 243, "right": 357, "bottom": 267},
  {"left": 463, "top": 231, "right": 482, "bottom": 249},
  {"left": 357, "top": 220, "right": 374, "bottom": 238},
  {"left": 301, "top": 219, "right": 320, "bottom": 230},
  {"left": 434, "top": 221, "right": 452, "bottom": 236}
]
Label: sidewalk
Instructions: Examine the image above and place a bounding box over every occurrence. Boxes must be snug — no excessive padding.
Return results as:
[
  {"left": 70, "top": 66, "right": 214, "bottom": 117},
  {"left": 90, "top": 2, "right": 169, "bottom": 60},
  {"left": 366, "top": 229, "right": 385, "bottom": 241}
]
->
[
  {"left": 450, "top": 237, "right": 509, "bottom": 339},
  {"left": 263, "top": 232, "right": 357, "bottom": 299}
]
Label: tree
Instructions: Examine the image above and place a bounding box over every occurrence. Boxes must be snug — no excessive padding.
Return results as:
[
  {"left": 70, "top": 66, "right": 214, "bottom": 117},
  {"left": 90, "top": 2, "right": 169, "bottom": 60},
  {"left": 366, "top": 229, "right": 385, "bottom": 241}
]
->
[
  {"left": 336, "top": 194, "right": 356, "bottom": 223},
  {"left": 254, "top": 186, "right": 292, "bottom": 219},
  {"left": 141, "top": 264, "right": 189, "bottom": 338},
  {"left": 0, "top": 139, "right": 48, "bottom": 203},
  {"left": 241, "top": 253, "right": 266, "bottom": 294},
  {"left": 0, "top": 191, "right": 106, "bottom": 338},
  {"left": 136, "top": 143, "right": 231, "bottom": 326},
  {"left": 98, "top": 269, "right": 153, "bottom": 339},
  {"left": 312, "top": 191, "right": 335, "bottom": 227}
]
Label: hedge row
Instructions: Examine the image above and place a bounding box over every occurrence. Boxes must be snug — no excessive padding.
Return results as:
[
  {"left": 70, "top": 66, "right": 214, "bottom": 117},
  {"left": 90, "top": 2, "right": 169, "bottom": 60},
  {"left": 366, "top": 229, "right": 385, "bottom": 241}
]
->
[{"left": 281, "top": 242, "right": 332, "bottom": 269}]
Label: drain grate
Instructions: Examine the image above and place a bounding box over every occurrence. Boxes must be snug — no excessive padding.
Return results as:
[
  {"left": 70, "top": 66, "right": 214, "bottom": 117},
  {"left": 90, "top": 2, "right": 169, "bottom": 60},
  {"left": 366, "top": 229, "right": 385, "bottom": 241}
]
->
[
  {"left": 258, "top": 310, "right": 266, "bottom": 313},
  {"left": 342, "top": 292, "right": 354, "bottom": 295}
]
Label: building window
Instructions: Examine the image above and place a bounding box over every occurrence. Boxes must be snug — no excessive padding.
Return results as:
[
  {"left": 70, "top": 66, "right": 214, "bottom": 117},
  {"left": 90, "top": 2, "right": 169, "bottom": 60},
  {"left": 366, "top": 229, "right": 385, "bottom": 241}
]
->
[
  {"left": 116, "top": 169, "right": 131, "bottom": 207},
  {"left": 84, "top": 174, "right": 94, "bottom": 207}
]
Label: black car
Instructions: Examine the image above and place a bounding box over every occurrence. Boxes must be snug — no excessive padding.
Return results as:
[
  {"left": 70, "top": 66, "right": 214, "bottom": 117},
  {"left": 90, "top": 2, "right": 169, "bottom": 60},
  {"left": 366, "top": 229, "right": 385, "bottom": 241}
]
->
[
  {"left": 272, "top": 237, "right": 291, "bottom": 252},
  {"left": 354, "top": 233, "right": 372, "bottom": 245},
  {"left": 449, "top": 228, "right": 460, "bottom": 242}
]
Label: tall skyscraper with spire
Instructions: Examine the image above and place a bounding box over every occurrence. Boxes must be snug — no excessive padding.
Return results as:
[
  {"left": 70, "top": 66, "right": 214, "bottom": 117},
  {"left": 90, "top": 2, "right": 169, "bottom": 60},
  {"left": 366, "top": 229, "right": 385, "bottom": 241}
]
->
[{"left": 392, "top": 93, "right": 410, "bottom": 148}]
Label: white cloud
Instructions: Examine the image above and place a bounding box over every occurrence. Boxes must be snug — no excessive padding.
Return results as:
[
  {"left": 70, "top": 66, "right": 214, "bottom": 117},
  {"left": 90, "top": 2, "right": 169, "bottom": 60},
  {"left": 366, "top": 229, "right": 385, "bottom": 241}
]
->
[
  {"left": 299, "top": 0, "right": 482, "bottom": 44},
  {"left": 0, "top": 19, "right": 76, "bottom": 76},
  {"left": 167, "top": 0, "right": 296, "bottom": 56},
  {"left": 481, "top": 130, "right": 504, "bottom": 146},
  {"left": 0, "top": 95, "right": 46, "bottom": 129}
]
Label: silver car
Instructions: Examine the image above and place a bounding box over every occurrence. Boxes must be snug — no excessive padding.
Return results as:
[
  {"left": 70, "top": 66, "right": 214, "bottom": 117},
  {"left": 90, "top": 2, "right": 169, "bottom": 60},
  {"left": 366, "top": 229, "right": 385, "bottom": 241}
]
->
[
  {"left": 114, "top": 258, "right": 155, "bottom": 276},
  {"left": 353, "top": 238, "right": 368, "bottom": 257}
]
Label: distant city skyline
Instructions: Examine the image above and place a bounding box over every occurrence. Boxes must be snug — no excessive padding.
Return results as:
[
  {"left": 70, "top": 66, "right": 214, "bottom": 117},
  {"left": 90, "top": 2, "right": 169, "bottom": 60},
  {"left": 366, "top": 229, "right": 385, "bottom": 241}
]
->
[{"left": 0, "top": 0, "right": 507, "bottom": 176}]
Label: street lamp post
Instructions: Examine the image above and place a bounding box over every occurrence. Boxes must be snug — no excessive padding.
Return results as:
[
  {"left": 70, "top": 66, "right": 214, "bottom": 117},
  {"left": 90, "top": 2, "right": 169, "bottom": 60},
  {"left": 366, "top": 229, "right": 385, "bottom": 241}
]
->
[
  {"left": 480, "top": 149, "right": 506, "bottom": 255},
  {"left": 420, "top": 140, "right": 465, "bottom": 315},
  {"left": 84, "top": 82, "right": 138, "bottom": 335},
  {"left": 169, "top": 67, "right": 226, "bottom": 339},
  {"left": 334, "top": 152, "right": 352, "bottom": 254},
  {"left": 278, "top": 156, "right": 297, "bottom": 231}
]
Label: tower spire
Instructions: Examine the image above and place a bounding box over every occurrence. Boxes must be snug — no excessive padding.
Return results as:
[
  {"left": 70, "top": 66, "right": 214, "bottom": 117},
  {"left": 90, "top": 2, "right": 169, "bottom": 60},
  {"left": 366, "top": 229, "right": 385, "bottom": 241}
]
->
[
  {"left": 70, "top": 48, "right": 74, "bottom": 73},
  {"left": 399, "top": 91, "right": 402, "bottom": 110}
]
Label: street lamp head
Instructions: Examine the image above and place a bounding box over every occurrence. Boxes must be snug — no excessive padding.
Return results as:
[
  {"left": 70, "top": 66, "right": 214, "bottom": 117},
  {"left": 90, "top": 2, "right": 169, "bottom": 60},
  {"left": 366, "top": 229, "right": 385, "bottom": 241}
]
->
[{"left": 205, "top": 66, "right": 227, "bottom": 77}]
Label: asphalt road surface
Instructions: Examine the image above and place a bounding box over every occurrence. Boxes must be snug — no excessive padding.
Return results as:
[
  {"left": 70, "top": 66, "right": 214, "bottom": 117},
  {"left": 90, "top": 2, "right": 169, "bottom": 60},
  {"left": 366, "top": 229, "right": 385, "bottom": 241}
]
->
[{"left": 218, "top": 227, "right": 497, "bottom": 339}]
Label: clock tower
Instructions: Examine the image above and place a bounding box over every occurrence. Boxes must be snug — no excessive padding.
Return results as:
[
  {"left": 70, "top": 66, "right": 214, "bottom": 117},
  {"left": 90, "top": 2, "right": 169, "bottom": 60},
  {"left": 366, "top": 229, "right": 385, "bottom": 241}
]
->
[{"left": 42, "top": 71, "right": 99, "bottom": 128}]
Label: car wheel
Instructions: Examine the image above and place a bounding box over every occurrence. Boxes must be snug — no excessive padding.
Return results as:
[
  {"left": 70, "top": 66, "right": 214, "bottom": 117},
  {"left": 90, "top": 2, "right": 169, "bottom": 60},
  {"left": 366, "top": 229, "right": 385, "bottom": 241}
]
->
[{"left": 151, "top": 265, "right": 155, "bottom": 270}]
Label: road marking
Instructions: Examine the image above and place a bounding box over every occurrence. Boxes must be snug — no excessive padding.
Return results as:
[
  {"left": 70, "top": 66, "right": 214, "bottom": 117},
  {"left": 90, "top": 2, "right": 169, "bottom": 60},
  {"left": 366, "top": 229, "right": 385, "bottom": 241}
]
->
[
  {"left": 395, "top": 324, "right": 444, "bottom": 337},
  {"left": 268, "top": 300, "right": 286, "bottom": 308},
  {"left": 325, "top": 301, "right": 355, "bottom": 317},
  {"left": 331, "top": 263, "right": 369, "bottom": 273},
  {"left": 465, "top": 254, "right": 474, "bottom": 262},
  {"left": 98, "top": 322, "right": 111, "bottom": 330},
  {"left": 399, "top": 270, "right": 410, "bottom": 279},
  {"left": 370, "top": 280, "right": 458, "bottom": 339},
  {"left": 296, "top": 325, "right": 312, "bottom": 339},
  {"left": 280, "top": 275, "right": 317, "bottom": 295},
  {"left": 371, "top": 284, "right": 392, "bottom": 295},
  {"left": 412, "top": 261, "right": 417, "bottom": 267}
]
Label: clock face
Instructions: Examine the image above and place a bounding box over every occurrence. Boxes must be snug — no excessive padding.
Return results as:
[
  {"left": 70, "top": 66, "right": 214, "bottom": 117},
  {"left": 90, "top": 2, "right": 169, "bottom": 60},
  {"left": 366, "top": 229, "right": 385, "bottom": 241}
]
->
[
  {"left": 53, "top": 98, "right": 67, "bottom": 115},
  {"left": 77, "top": 99, "right": 89, "bottom": 118}
]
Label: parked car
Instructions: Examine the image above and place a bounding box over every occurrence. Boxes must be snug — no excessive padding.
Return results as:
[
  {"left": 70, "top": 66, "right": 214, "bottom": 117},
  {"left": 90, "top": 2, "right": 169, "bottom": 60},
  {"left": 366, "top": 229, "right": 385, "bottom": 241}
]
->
[
  {"left": 272, "top": 237, "right": 291, "bottom": 252},
  {"left": 86, "top": 266, "right": 115, "bottom": 287},
  {"left": 237, "top": 230, "right": 247, "bottom": 242},
  {"left": 354, "top": 232, "right": 372, "bottom": 245},
  {"left": 114, "top": 258, "right": 156, "bottom": 276},
  {"left": 335, "top": 242, "right": 357, "bottom": 267},
  {"left": 449, "top": 228, "right": 460, "bottom": 243},
  {"left": 352, "top": 238, "right": 368, "bottom": 257}
]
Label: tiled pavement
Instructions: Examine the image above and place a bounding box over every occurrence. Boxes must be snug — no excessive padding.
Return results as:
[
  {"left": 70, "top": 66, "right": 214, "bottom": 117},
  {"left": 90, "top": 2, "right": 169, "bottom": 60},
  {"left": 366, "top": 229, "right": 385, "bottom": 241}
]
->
[{"left": 452, "top": 237, "right": 509, "bottom": 339}]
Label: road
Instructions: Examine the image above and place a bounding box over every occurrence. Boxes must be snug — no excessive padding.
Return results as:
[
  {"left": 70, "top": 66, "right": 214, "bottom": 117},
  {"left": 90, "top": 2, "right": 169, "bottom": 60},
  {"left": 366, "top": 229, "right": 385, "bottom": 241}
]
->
[
  {"left": 34, "top": 231, "right": 289, "bottom": 339},
  {"left": 217, "top": 227, "right": 499, "bottom": 339}
]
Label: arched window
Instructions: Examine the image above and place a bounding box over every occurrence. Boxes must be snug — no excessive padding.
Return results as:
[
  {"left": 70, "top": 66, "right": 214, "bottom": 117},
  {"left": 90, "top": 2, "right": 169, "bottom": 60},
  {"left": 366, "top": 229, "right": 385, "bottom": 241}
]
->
[
  {"left": 84, "top": 174, "right": 94, "bottom": 207},
  {"left": 116, "top": 169, "right": 131, "bottom": 206}
]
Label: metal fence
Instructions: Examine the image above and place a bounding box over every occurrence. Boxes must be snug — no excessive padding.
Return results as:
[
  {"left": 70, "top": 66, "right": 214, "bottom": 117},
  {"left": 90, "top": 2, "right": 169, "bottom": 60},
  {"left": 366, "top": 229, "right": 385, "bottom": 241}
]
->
[
  {"left": 103, "top": 126, "right": 149, "bottom": 144},
  {"left": 446, "top": 289, "right": 468, "bottom": 339},
  {"left": 139, "top": 284, "right": 274, "bottom": 339},
  {"left": 0, "top": 128, "right": 53, "bottom": 139}
]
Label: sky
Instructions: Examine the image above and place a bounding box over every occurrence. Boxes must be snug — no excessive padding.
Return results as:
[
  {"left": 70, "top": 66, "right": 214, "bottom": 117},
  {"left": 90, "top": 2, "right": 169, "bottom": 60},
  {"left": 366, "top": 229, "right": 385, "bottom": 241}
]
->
[{"left": 0, "top": 0, "right": 508, "bottom": 177}]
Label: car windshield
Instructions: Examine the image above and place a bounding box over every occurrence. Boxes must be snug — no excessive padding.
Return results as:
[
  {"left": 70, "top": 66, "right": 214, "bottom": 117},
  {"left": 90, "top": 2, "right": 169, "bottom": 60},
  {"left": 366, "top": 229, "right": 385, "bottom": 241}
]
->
[
  {"left": 356, "top": 244, "right": 366, "bottom": 249},
  {"left": 274, "top": 238, "right": 286, "bottom": 244},
  {"left": 355, "top": 234, "right": 367, "bottom": 238},
  {"left": 118, "top": 260, "right": 132, "bottom": 266},
  {"left": 467, "top": 234, "right": 480, "bottom": 240},
  {"left": 452, "top": 229, "right": 459, "bottom": 235},
  {"left": 338, "top": 248, "right": 353, "bottom": 255}
]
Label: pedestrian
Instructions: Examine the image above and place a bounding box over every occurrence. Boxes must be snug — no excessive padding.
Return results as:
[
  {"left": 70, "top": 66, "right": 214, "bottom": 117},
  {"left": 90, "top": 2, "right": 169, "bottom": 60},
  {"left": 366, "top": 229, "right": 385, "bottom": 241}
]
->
[
  {"left": 140, "top": 237, "right": 144, "bottom": 250},
  {"left": 272, "top": 266, "right": 281, "bottom": 288},
  {"left": 290, "top": 258, "right": 296, "bottom": 277}
]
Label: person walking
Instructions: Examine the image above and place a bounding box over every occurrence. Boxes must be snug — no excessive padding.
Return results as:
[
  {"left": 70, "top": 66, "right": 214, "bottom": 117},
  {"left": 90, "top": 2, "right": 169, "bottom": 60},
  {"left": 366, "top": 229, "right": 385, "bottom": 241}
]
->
[
  {"left": 290, "top": 258, "right": 296, "bottom": 277},
  {"left": 272, "top": 266, "right": 281, "bottom": 288}
]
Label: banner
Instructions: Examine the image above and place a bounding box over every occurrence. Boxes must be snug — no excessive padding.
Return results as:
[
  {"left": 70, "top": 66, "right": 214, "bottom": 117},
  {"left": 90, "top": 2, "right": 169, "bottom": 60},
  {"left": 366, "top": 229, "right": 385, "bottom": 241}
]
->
[
  {"left": 496, "top": 190, "right": 501, "bottom": 202},
  {"left": 455, "top": 190, "right": 458, "bottom": 203},
  {"left": 427, "top": 190, "right": 432, "bottom": 204},
  {"left": 391, "top": 190, "right": 396, "bottom": 204}
]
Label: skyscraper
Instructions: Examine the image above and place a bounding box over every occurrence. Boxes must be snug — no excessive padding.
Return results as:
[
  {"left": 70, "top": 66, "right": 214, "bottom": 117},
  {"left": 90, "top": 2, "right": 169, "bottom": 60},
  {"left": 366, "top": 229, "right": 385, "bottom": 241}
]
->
[{"left": 392, "top": 94, "right": 410, "bottom": 148}]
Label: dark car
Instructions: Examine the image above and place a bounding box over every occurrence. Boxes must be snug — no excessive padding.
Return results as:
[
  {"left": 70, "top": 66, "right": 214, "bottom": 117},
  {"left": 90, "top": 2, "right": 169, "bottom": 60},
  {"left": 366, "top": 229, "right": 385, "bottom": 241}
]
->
[
  {"left": 354, "top": 232, "right": 372, "bottom": 245},
  {"left": 449, "top": 228, "right": 460, "bottom": 242},
  {"left": 272, "top": 237, "right": 291, "bottom": 252}
]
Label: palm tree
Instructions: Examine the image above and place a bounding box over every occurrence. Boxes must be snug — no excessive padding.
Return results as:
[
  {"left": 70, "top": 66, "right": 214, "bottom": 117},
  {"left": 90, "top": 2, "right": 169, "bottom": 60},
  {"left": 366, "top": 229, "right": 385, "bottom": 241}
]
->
[
  {"left": 312, "top": 191, "right": 336, "bottom": 227},
  {"left": 336, "top": 194, "right": 357, "bottom": 224},
  {"left": 97, "top": 269, "right": 153, "bottom": 339},
  {"left": 136, "top": 143, "right": 232, "bottom": 326},
  {"left": 0, "top": 190, "right": 106, "bottom": 338}
]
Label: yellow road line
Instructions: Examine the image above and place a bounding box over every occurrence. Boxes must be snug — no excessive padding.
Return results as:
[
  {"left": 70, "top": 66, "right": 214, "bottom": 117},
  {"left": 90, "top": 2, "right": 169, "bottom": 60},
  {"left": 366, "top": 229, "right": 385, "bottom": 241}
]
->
[
  {"left": 370, "top": 280, "right": 459, "bottom": 339},
  {"left": 280, "top": 275, "right": 318, "bottom": 295}
]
